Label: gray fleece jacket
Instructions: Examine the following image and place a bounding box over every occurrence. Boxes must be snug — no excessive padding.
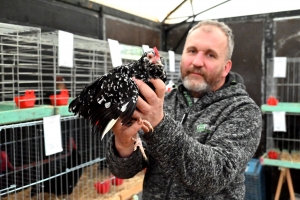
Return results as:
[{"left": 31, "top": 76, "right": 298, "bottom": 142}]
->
[{"left": 106, "top": 72, "right": 262, "bottom": 200}]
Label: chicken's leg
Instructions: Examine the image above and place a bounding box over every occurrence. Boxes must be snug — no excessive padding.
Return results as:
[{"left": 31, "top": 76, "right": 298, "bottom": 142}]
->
[
  {"left": 131, "top": 117, "right": 152, "bottom": 161},
  {"left": 132, "top": 132, "right": 148, "bottom": 161}
]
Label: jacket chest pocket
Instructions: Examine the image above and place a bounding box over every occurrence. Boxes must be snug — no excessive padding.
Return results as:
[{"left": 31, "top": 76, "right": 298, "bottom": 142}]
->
[{"left": 193, "top": 121, "right": 216, "bottom": 144}]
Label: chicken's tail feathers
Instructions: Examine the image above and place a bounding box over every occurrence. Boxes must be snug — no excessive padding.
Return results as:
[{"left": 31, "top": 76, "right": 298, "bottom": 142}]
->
[
  {"left": 101, "top": 118, "right": 119, "bottom": 140},
  {"left": 68, "top": 90, "right": 92, "bottom": 118},
  {"left": 68, "top": 96, "right": 81, "bottom": 115},
  {"left": 89, "top": 102, "right": 120, "bottom": 139},
  {"left": 69, "top": 76, "right": 104, "bottom": 117},
  {"left": 119, "top": 99, "right": 136, "bottom": 125},
  {"left": 89, "top": 97, "right": 137, "bottom": 140},
  {"left": 100, "top": 98, "right": 137, "bottom": 140}
]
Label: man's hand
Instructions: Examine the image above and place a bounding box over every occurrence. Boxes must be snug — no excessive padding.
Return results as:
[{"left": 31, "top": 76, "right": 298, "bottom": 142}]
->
[
  {"left": 112, "top": 118, "right": 143, "bottom": 158},
  {"left": 132, "top": 78, "right": 165, "bottom": 129},
  {"left": 112, "top": 78, "right": 166, "bottom": 158}
]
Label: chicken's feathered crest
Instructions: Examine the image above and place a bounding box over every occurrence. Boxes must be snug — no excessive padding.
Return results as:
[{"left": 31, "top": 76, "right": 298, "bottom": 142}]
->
[{"left": 153, "top": 47, "right": 160, "bottom": 59}]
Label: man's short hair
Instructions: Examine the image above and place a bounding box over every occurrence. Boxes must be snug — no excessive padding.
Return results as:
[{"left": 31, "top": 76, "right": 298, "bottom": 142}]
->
[{"left": 188, "top": 20, "right": 234, "bottom": 60}]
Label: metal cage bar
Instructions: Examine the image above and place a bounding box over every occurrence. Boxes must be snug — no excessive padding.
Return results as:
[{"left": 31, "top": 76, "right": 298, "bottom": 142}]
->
[{"left": 0, "top": 22, "right": 42, "bottom": 108}]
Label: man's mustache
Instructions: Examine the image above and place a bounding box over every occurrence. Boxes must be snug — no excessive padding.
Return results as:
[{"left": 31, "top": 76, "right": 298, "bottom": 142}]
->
[{"left": 187, "top": 69, "right": 205, "bottom": 76}]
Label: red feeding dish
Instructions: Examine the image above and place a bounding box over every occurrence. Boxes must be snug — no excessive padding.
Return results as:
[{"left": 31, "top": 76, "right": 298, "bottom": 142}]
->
[
  {"left": 14, "top": 90, "right": 36, "bottom": 108},
  {"left": 267, "top": 96, "right": 278, "bottom": 106},
  {"left": 111, "top": 177, "right": 124, "bottom": 186},
  {"left": 267, "top": 149, "right": 280, "bottom": 159},
  {"left": 94, "top": 180, "right": 110, "bottom": 194},
  {"left": 50, "top": 89, "right": 69, "bottom": 106}
]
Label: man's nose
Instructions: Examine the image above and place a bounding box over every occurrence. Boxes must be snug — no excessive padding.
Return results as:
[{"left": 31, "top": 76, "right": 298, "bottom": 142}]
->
[{"left": 192, "top": 52, "right": 204, "bottom": 67}]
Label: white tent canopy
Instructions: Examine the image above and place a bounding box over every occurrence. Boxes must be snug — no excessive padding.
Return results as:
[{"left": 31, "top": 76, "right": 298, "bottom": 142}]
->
[{"left": 90, "top": 0, "right": 300, "bottom": 24}]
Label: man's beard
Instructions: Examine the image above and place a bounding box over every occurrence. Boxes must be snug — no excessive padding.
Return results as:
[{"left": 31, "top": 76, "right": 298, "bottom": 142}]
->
[{"left": 182, "top": 75, "right": 211, "bottom": 93}]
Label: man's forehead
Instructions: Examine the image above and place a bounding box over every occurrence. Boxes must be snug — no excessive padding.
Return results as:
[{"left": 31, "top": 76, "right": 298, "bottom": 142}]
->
[
  {"left": 184, "top": 27, "right": 228, "bottom": 59},
  {"left": 199, "top": 25, "right": 214, "bottom": 32},
  {"left": 186, "top": 28, "right": 227, "bottom": 46}
]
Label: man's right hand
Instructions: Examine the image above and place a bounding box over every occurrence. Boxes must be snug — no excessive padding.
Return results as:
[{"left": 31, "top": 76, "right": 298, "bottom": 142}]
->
[{"left": 112, "top": 118, "right": 143, "bottom": 158}]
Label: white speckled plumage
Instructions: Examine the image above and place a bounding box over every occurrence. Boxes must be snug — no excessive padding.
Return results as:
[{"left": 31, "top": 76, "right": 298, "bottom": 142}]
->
[{"left": 69, "top": 47, "right": 166, "bottom": 140}]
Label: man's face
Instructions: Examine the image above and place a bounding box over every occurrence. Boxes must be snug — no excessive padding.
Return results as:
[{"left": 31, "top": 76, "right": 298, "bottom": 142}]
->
[{"left": 180, "top": 25, "right": 231, "bottom": 95}]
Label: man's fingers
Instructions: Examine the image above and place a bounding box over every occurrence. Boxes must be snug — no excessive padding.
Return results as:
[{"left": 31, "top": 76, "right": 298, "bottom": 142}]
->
[
  {"left": 134, "top": 78, "right": 155, "bottom": 100},
  {"left": 124, "top": 120, "right": 143, "bottom": 135},
  {"left": 134, "top": 78, "right": 165, "bottom": 104},
  {"left": 135, "top": 96, "right": 150, "bottom": 114},
  {"left": 149, "top": 78, "right": 166, "bottom": 99},
  {"left": 131, "top": 109, "right": 143, "bottom": 119},
  {"left": 112, "top": 118, "right": 143, "bottom": 138},
  {"left": 112, "top": 118, "right": 143, "bottom": 158},
  {"left": 131, "top": 78, "right": 165, "bottom": 129}
]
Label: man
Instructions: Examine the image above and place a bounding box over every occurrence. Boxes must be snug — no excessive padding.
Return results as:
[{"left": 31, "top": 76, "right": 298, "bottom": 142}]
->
[{"left": 106, "top": 20, "right": 262, "bottom": 199}]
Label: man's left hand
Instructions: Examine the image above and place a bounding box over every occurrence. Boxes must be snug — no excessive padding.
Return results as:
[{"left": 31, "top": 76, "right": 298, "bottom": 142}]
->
[{"left": 132, "top": 78, "right": 165, "bottom": 132}]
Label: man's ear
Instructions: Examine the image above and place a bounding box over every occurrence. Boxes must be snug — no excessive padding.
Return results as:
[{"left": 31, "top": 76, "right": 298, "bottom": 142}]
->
[{"left": 222, "top": 60, "right": 232, "bottom": 77}]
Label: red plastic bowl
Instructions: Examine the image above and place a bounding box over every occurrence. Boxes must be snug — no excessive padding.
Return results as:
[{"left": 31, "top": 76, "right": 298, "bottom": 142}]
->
[
  {"left": 267, "top": 96, "right": 278, "bottom": 106},
  {"left": 94, "top": 180, "right": 110, "bottom": 194},
  {"left": 14, "top": 90, "right": 36, "bottom": 108},
  {"left": 111, "top": 177, "right": 124, "bottom": 186},
  {"left": 49, "top": 89, "right": 69, "bottom": 106},
  {"left": 267, "top": 149, "right": 280, "bottom": 159}
]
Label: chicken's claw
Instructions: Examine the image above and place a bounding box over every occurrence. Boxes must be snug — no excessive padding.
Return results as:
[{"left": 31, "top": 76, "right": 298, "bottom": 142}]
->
[
  {"left": 142, "top": 119, "right": 153, "bottom": 133},
  {"left": 132, "top": 132, "right": 148, "bottom": 161}
]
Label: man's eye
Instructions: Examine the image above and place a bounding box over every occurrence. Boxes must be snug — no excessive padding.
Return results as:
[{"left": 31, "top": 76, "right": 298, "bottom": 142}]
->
[{"left": 208, "top": 53, "right": 215, "bottom": 58}]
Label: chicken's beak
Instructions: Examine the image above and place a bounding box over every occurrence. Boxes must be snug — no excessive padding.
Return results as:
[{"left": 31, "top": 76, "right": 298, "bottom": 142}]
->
[
  {"left": 156, "top": 60, "right": 164, "bottom": 66},
  {"left": 155, "top": 57, "right": 164, "bottom": 67}
]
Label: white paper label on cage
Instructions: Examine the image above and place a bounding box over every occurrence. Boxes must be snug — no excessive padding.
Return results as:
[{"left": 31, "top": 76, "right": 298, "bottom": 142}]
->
[
  {"left": 272, "top": 111, "right": 286, "bottom": 132},
  {"left": 142, "top": 45, "right": 150, "bottom": 53},
  {"left": 108, "top": 39, "right": 122, "bottom": 67},
  {"left": 43, "top": 115, "right": 63, "bottom": 156},
  {"left": 168, "top": 50, "right": 175, "bottom": 72},
  {"left": 273, "top": 57, "right": 287, "bottom": 78},
  {"left": 58, "top": 30, "right": 74, "bottom": 68}
]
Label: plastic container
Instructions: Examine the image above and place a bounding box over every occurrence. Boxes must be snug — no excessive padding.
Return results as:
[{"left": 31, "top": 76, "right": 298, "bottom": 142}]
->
[
  {"left": 94, "top": 180, "right": 110, "bottom": 194},
  {"left": 49, "top": 89, "right": 69, "bottom": 106},
  {"left": 267, "top": 96, "right": 278, "bottom": 106},
  {"left": 245, "top": 159, "right": 266, "bottom": 200},
  {"left": 111, "top": 177, "right": 124, "bottom": 186},
  {"left": 14, "top": 90, "right": 36, "bottom": 108}
]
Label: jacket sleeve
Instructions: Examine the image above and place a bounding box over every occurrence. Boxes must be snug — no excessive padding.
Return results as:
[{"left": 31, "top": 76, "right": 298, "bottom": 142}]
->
[
  {"left": 105, "top": 133, "right": 147, "bottom": 179},
  {"left": 142, "top": 103, "right": 262, "bottom": 195}
]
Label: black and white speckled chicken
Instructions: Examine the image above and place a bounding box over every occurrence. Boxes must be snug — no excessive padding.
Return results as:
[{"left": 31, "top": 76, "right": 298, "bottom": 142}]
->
[{"left": 69, "top": 47, "right": 166, "bottom": 161}]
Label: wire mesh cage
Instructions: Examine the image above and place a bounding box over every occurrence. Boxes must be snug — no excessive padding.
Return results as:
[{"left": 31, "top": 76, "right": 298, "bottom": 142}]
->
[
  {"left": 39, "top": 31, "right": 112, "bottom": 107},
  {"left": 39, "top": 32, "right": 182, "bottom": 107},
  {"left": 0, "top": 22, "right": 181, "bottom": 199},
  {"left": 263, "top": 57, "right": 300, "bottom": 166},
  {"left": 0, "top": 116, "right": 144, "bottom": 200},
  {"left": 1, "top": 26, "right": 182, "bottom": 112},
  {"left": 266, "top": 57, "right": 300, "bottom": 103},
  {"left": 159, "top": 51, "right": 182, "bottom": 86},
  {"left": 0, "top": 22, "right": 42, "bottom": 109},
  {"left": 265, "top": 114, "right": 300, "bottom": 159}
]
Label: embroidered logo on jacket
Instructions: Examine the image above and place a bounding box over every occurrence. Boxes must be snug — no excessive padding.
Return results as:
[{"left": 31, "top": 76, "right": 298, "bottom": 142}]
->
[{"left": 196, "top": 124, "right": 210, "bottom": 132}]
